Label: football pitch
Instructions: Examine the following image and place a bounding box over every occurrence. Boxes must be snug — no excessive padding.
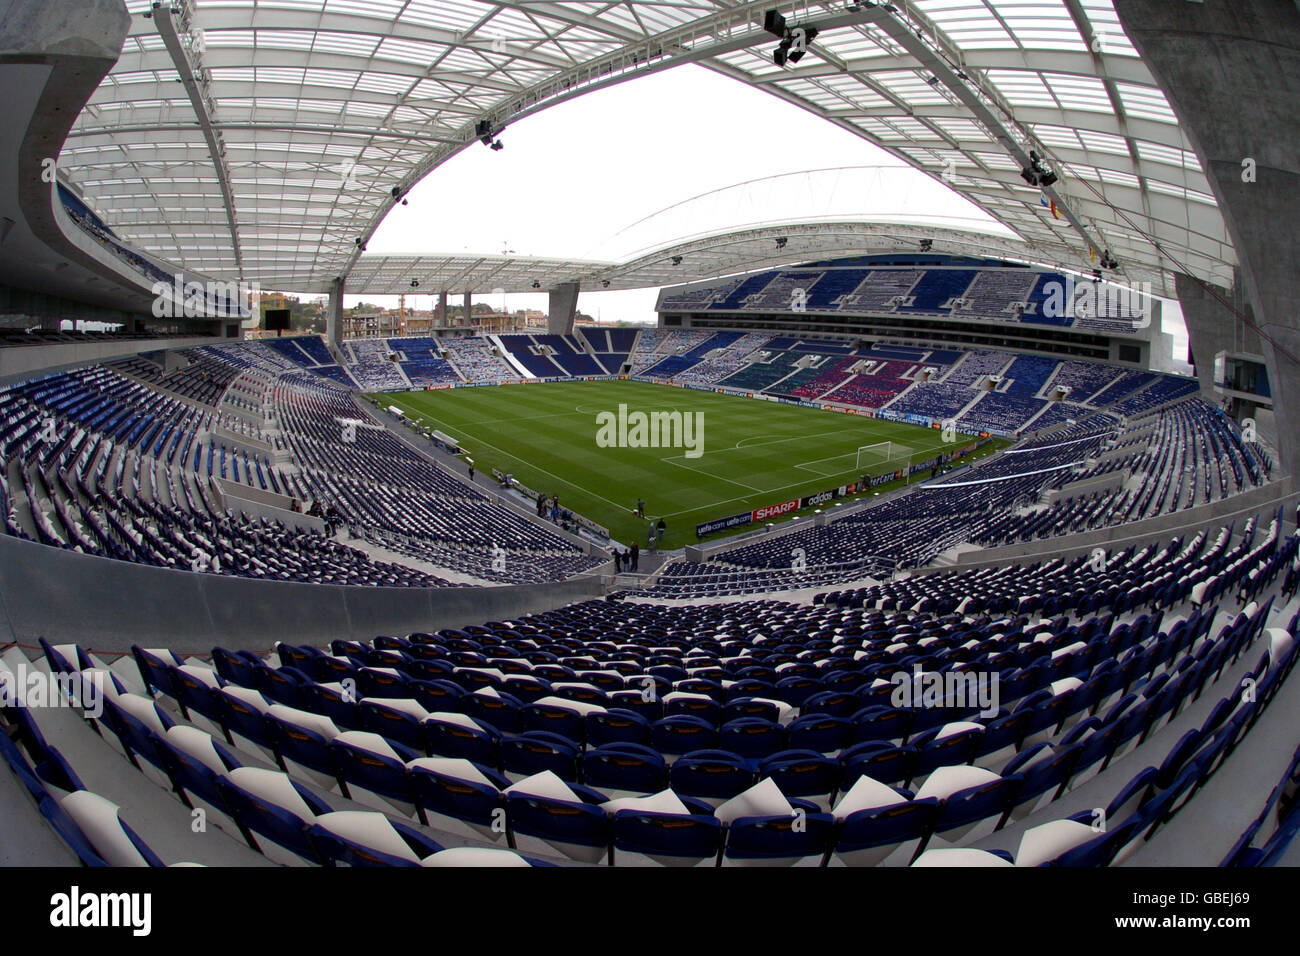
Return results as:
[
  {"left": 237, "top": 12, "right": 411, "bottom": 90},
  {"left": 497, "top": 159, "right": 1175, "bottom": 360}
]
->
[{"left": 379, "top": 380, "right": 1003, "bottom": 550}]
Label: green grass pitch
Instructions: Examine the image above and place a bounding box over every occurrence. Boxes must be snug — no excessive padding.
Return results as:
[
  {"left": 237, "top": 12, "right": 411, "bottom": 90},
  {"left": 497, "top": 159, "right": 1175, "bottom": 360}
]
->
[{"left": 378, "top": 380, "right": 1003, "bottom": 550}]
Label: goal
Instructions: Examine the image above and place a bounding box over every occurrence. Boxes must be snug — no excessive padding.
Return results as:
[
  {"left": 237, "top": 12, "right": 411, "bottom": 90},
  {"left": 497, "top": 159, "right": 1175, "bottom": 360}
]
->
[{"left": 856, "top": 441, "right": 913, "bottom": 472}]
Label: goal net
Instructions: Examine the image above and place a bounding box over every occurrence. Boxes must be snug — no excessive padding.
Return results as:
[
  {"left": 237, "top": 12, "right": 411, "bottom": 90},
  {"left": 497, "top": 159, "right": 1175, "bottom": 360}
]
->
[{"left": 856, "top": 441, "right": 913, "bottom": 472}]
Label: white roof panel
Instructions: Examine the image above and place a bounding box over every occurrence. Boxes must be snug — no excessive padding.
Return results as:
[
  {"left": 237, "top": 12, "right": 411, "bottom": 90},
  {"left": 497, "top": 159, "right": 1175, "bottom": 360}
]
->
[{"left": 58, "top": 0, "right": 1230, "bottom": 293}]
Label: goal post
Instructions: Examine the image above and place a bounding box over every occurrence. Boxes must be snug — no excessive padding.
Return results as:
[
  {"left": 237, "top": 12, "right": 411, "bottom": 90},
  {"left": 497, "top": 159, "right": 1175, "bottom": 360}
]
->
[{"left": 856, "top": 441, "right": 914, "bottom": 477}]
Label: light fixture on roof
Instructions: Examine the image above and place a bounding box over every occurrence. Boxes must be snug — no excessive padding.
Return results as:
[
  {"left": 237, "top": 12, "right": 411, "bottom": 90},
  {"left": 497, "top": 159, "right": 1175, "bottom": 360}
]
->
[
  {"left": 410, "top": 279, "right": 419, "bottom": 288},
  {"left": 532, "top": 280, "right": 541, "bottom": 289},
  {"left": 919, "top": 239, "right": 933, "bottom": 252},
  {"left": 925, "top": 75, "right": 940, "bottom": 86},
  {"left": 1020, "top": 149, "right": 1058, "bottom": 188},
  {"left": 475, "top": 119, "right": 504, "bottom": 151},
  {"left": 671, "top": 256, "right": 683, "bottom": 266},
  {"left": 602, "top": 280, "right": 610, "bottom": 288},
  {"left": 775, "top": 237, "right": 788, "bottom": 249},
  {"left": 765, "top": 10, "right": 819, "bottom": 66}
]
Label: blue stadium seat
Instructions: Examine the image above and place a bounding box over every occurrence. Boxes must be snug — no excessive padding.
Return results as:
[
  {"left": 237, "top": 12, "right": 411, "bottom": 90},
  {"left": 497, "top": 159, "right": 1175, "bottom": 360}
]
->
[
  {"left": 670, "top": 750, "right": 755, "bottom": 803},
  {"left": 309, "top": 811, "right": 444, "bottom": 867},
  {"left": 612, "top": 809, "right": 723, "bottom": 867},
  {"left": 833, "top": 798, "right": 940, "bottom": 867},
  {"left": 585, "top": 708, "right": 652, "bottom": 748},
  {"left": 505, "top": 788, "right": 610, "bottom": 864},
  {"left": 723, "top": 811, "right": 836, "bottom": 867},
  {"left": 581, "top": 744, "right": 668, "bottom": 796},
  {"left": 501, "top": 731, "right": 581, "bottom": 781}
]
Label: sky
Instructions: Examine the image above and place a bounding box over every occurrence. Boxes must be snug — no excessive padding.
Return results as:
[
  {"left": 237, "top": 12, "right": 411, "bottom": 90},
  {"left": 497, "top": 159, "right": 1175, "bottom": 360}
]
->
[
  {"left": 350, "top": 59, "right": 1189, "bottom": 363},
  {"left": 358, "top": 62, "right": 1000, "bottom": 324}
]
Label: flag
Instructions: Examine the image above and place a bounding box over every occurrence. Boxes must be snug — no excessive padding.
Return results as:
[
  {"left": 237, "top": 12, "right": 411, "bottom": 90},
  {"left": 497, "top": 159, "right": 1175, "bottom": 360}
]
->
[
  {"left": 1090, "top": 247, "right": 1097, "bottom": 263},
  {"left": 1050, "top": 200, "right": 1060, "bottom": 219},
  {"left": 1040, "top": 192, "right": 1061, "bottom": 219}
]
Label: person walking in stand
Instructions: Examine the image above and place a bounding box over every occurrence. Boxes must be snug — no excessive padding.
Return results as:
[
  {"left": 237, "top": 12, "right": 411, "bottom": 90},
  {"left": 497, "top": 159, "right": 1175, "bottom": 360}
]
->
[
  {"left": 467, "top": 463, "right": 475, "bottom": 482},
  {"left": 630, "top": 541, "right": 639, "bottom": 572},
  {"left": 614, "top": 549, "right": 623, "bottom": 573}
]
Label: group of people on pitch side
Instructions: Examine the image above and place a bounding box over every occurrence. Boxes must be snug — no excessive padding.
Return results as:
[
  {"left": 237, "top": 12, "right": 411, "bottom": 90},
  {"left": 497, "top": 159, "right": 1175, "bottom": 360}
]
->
[{"left": 613, "top": 543, "right": 639, "bottom": 574}]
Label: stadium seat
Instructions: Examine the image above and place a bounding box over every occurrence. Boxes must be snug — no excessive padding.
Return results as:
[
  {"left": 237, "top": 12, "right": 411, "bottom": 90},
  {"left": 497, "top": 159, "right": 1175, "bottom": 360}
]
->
[
  {"left": 58, "top": 791, "right": 166, "bottom": 868},
  {"left": 612, "top": 809, "right": 723, "bottom": 867},
  {"left": 216, "top": 767, "right": 334, "bottom": 865},
  {"left": 581, "top": 744, "right": 668, "bottom": 797},
  {"left": 309, "top": 811, "right": 444, "bottom": 867}
]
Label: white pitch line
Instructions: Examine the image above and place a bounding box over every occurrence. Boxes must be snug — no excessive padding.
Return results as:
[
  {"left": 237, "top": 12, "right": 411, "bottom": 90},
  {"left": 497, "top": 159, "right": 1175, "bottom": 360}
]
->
[
  {"left": 658, "top": 435, "right": 966, "bottom": 519},
  {"left": 726, "top": 426, "right": 872, "bottom": 453},
  {"left": 661, "top": 456, "right": 765, "bottom": 494},
  {"left": 394, "top": 389, "right": 987, "bottom": 528},
  {"left": 383, "top": 398, "right": 633, "bottom": 513}
]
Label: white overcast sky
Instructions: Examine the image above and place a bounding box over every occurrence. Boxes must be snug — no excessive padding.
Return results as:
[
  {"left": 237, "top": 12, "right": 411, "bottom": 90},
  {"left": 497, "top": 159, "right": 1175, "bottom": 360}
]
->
[
  {"left": 359, "top": 63, "right": 993, "bottom": 323},
  {"left": 353, "top": 61, "right": 1188, "bottom": 359}
]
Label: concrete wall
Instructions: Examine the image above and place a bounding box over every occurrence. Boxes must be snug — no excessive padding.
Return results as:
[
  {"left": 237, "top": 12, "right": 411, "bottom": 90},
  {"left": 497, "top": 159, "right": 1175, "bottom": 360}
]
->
[
  {"left": 547, "top": 282, "right": 579, "bottom": 335},
  {"left": 213, "top": 426, "right": 273, "bottom": 456},
  {"left": 0, "top": 335, "right": 220, "bottom": 383},
  {"left": 213, "top": 478, "right": 325, "bottom": 534},
  {"left": 1115, "top": 0, "right": 1300, "bottom": 478},
  {"left": 952, "top": 476, "right": 1296, "bottom": 571},
  {"left": 1176, "top": 271, "right": 1259, "bottom": 393},
  {"left": 1044, "top": 469, "right": 1127, "bottom": 505},
  {"left": 0, "top": 533, "right": 606, "bottom": 656},
  {"left": 327, "top": 277, "right": 344, "bottom": 348}
]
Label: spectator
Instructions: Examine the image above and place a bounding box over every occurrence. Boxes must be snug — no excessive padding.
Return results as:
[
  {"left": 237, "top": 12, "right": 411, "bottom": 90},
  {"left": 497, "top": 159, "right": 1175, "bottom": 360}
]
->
[
  {"left": 468, "top": 463, "right": 475, "bottom": 482},
  {"left": 630, "top": 541, "right": 639, "bottom": 571},
  {"left": 614, "top": 549, "right": 623, "bottom": 573},
  {"left": 657, "top": 517, "right": 666, "bottom": 539}
]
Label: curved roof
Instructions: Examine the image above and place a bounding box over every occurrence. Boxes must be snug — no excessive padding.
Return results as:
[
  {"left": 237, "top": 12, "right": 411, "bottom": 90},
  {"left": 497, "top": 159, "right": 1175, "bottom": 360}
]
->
[
  {"left": 349, "top": 219, "right": 1068, "bottom": 293},
  {"left": 59, "top": 0, "right": 1231, "bottom": 297}
]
